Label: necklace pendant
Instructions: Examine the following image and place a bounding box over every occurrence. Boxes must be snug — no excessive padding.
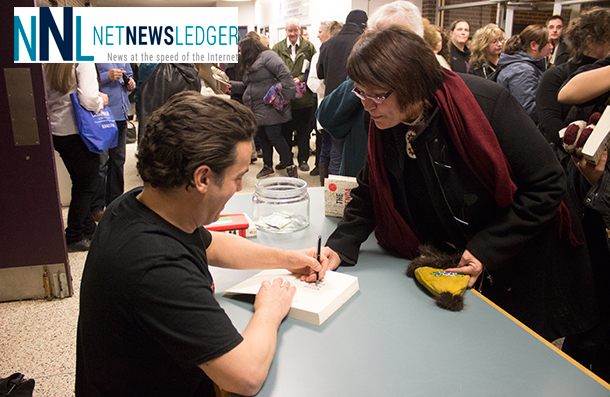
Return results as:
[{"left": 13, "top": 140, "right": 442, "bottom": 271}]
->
[{"left": 405, "top": 130, "right": 417, "bottom": 159}]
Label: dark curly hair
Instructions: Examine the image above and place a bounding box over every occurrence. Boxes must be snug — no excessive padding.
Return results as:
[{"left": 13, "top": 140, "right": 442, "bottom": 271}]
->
[
  {"left": 566, "top": 7, "right": 610, "bottom": 62},
  {"left": 136, "top": 92, "right": 257, "bottom": 190}
]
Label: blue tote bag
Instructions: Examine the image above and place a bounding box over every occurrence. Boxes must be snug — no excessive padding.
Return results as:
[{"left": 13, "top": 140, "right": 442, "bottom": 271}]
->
[{"left": 70, "top": 93, "right": 119, "bottom": 154}]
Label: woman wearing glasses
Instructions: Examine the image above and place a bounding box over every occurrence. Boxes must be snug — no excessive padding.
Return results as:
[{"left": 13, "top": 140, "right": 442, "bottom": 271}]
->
[
  {"left": 323, "top": 27, "right": 599, "bottom": 349},
  {"left": 468, "top": 23, "right": 505, "bottom": 79}
]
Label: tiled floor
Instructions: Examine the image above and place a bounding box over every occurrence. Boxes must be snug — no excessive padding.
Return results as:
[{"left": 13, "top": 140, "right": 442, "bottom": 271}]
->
[{"left": 0, "top": 141, "right": 321, "bottom": 396}]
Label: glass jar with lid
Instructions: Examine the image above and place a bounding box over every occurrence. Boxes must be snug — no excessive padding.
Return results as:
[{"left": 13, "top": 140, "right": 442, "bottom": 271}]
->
[{"left": 252, "top": 177, "right": 309, "bottom": 233}]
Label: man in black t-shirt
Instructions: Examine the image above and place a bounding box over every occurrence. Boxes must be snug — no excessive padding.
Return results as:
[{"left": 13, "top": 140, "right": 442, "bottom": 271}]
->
[{"left": 75, "top": 92, "right": 335, "bottom": 396}]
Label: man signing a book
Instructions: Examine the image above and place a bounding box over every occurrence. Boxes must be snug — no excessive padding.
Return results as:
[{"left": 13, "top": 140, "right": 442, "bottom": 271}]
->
[{"left": 75, "top": 92, "right": 336, "bottom": 396}]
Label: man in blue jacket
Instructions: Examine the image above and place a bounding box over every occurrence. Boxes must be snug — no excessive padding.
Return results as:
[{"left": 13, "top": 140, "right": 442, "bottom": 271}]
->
[{"left": 91, "top": 63, "right": 135, "bottom": 222}]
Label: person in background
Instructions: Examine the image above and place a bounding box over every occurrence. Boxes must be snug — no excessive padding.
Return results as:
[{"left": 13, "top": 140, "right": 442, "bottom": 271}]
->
[
  {"left": 134, "top": 62, "right": 158, "bottom": 142},
  {"left": 423, "top": 18, "right": 451, "bottom": 70},
  {"left": 437, "top": 25, "right": 452, "bottom": 68},
  {"left": 316, "top": 0, "right": 423, "bottom": 178},
  {"left": 537, "top": 7, "right": 610, "bottom": 152},
  {"left": 307, "top": 20, "right": 342, "bottom": 182},
  {"left": 323, "top": 27, "right": 598, "bottom": 354},
  {"left": 317, "top": 10, "right": 368, "bottom": 178},
  {"left": 367, "top": 0, "right": 423, "bottom": 37},
  {"left": 496, "top": 25, "right": 551, "bottom": 123},
  {"left": 548, "top": 15, "right": 571, "bottom": 67},
  {"left": 45, "top": 64, "right": 108, "bottom": 252},
  {"left": 91, "top": 63, "right": 134, "bottom": 223},
  {"left": 228, "top": 36, "right": 298, "bottom": 179},
  {"left": 137, "top": 63, "right": 201, "bottom": 145},
  {"left": 468, "top": 23, "right": 505, "bottom": 79},
  {"left": 317, "top": 9, "right": 369, "bottom": 95},
  {"left": 259, "top": 34, "right": 270, "bottom": 48},
  {"left": 555, "top": 16, "right": 610, "bottom": 378},
  {"left": 448, "top": 19, "right": 471, "bottom": 72},
  {"left": 301, "top": 26, "right": 310, "bottom": 40},
  {"left": 76, "top": 92, "right": 330, "bottom": 397},
  {"left": 273, "top": 18, "right": 317, "bottom": 173},
  {"left": 558, "top": 59, "right": 610, "bottom": 106}
]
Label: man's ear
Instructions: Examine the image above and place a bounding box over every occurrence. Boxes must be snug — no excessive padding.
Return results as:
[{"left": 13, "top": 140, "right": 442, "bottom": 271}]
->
[{"left": 193, "top": 165, "right": 212, "bottom": 193}]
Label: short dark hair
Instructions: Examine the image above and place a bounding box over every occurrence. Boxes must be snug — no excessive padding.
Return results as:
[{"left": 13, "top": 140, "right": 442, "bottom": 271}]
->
[
  {"left": 347, "top": 26, "right": 446, "bottom": 109},
  {"left": 136, "top": 92, "right": 257, "bottom": 190},
  {"left": 546, "top": 15, "right": 564, "bottom": 26}
]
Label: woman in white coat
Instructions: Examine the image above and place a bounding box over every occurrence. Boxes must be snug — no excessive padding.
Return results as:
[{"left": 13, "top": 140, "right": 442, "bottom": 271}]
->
[{"left": 45, "top": 63, "right": 108, "bottom": 252}]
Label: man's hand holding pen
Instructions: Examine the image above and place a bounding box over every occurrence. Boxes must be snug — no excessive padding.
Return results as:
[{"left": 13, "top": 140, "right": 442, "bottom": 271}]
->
[
  {"left": 286, "top": 246, "right": 336, "bottom": 283},
  {"left": 271, "top": 235, "right": 342, "bottom": 283}
]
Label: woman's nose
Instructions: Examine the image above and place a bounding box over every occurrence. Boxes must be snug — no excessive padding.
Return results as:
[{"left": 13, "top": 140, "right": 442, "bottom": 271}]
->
[{"left": 361, "top": 98, "right": 376, "bottom": 111}]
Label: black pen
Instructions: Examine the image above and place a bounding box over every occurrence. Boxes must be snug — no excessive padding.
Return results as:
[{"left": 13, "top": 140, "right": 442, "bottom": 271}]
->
[{"left": 316, "top": 235, "right": 321, "bottom": 281}]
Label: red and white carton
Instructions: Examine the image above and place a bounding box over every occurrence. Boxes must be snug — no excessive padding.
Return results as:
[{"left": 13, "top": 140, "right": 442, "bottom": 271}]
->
[
  {"left": 324, "top": 175, "right": 358, "bottom": 217},
  {"left": 205, "top": 213, "right": 257, "bottom": 238}
]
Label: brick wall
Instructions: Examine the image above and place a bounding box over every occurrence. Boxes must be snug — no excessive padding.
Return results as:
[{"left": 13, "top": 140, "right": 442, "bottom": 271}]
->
[
  {"left": 422, "top": 0, "right": 436, "bottom": 22},
  {"left": 439, "top": 6, "right": 498, "bottom": 33},
  {"left": 422, "top": 0, "right": 610, "bottom": 35}
]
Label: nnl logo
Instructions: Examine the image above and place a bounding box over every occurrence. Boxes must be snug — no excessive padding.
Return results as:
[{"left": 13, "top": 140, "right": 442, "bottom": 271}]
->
[{"left": 14, "top": 7, "right": 92, "bottom": 62}]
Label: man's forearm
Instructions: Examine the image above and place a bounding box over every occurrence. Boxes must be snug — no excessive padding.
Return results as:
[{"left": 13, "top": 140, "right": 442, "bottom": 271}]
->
[
  {"left": 201, "top": 309, "right": 281, "bottom": 396},
  {"left": 207, "top": 232, "right": 290, "bottom": 270}
]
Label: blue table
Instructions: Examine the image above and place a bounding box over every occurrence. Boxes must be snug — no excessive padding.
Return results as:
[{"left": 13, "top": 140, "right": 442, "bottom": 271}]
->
[{"left": 210, "top": 188, "right": 610, "bottom": 396}]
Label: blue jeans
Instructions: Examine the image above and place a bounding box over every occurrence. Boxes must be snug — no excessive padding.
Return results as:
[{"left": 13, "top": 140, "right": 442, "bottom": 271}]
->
[
  {"left": 53, "top": 134, "right": 100, "bottom": 242},
  {"left": 258, "top": 124, "right": 293, "bottom": 168},
  {"left": 329, "top": 136, "right": 344, "bottom": 175},
  {"left": 319, "top": 129, "right": 332, "bottom": 164},
  {"left": 91, "top": 120, "right": 127, "bottom": 212}
]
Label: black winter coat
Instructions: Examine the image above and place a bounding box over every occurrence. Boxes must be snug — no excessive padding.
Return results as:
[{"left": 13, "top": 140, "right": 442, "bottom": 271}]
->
[
  {"left": 138, "top": 63, "right": 201, "bottom": 140},
  {"left": 317, "top": 23, "right": 364, "bottom": 96},
  {"left": 536, "top": 56, "right": 598, "bottom": 148},
  {"left": 327, "top": 74, "right": 598, "bottom": 341}
]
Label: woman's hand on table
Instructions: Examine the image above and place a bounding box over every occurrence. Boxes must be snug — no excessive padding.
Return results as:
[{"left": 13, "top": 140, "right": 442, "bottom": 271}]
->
[{"left": 445, "top": 249, "right": 483, "bottom": 288}]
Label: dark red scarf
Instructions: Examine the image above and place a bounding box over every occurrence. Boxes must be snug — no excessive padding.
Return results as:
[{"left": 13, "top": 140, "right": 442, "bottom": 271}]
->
[{"left": 367, "top": 70, "right": 577, "bottom": 259}]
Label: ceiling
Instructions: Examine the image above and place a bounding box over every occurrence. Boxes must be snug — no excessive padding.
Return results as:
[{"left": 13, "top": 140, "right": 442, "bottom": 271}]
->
[{"left": 89, "top": 0, "right": 226, "bottom": 6}]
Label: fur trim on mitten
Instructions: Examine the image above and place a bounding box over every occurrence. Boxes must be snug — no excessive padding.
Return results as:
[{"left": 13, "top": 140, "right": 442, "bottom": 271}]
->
[{"left": 406, "top": 245, "right": 468, "bottom": 312}]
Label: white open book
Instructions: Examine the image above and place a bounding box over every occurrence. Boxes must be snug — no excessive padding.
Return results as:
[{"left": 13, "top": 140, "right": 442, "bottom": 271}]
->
[{"left": 224, "top": 269, "right": 359, "bottom": 326}]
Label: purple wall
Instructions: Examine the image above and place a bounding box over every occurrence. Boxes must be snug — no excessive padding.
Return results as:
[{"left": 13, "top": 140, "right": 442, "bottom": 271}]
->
[{"left": 1, "top": 0, "right": 69, "bottom": 275}]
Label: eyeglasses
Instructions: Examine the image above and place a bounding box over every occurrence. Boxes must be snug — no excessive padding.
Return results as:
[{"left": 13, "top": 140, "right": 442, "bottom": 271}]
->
[{"left": 351, "top": 87, "right": 393, "bottom": 104}]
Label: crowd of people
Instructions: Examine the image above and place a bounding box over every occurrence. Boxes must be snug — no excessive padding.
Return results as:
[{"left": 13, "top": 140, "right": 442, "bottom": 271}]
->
[{"left": 44, "top": 2, "right": 610, "bottom": 395}]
